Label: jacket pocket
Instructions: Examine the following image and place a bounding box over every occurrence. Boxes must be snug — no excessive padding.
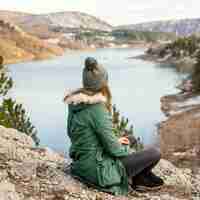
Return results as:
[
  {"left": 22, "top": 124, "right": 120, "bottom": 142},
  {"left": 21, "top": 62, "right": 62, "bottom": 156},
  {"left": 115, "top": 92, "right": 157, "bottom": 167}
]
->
[{"left": 96, "top": 150, "right": 122, "bottom": 187}]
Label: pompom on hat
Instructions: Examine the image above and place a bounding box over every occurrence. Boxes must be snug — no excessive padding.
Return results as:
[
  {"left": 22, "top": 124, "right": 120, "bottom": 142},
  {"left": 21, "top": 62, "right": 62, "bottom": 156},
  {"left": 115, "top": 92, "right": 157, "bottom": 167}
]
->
[{"left": 82, "top": 57, "right": 108, "bottom": 91}]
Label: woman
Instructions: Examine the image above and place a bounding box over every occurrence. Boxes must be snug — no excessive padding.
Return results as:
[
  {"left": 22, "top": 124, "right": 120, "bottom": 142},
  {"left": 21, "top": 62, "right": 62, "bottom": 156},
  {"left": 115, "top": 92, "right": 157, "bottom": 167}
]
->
[{"left": 64, "top": 57, "right": 164, "bottom": 196}]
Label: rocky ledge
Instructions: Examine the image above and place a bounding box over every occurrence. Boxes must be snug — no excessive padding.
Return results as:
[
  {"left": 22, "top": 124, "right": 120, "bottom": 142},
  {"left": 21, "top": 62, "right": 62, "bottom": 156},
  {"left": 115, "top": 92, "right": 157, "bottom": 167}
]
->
[
  {"left": 133, "top": 44, "right": 196, "bottom": 73},
  {"left": 159, "top": 93, "right": 200, "bottom": 199},
  {"left": 159, "top": 93, "right": 200, "bottom": 165},
  {"left": 0, "top": 125, "right": 199, "bottom": 200}
]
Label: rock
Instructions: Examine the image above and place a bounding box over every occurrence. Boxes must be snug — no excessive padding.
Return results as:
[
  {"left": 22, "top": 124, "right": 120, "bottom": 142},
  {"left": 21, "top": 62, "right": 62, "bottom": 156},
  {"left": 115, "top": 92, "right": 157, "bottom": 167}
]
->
[
  {"left": 0, "top": 19, "right": 65, "bottom": 64},
  {"left": 0, "top": 125, "right": 199, "bottom": 199},
  {"left": 159, "top": 94, "right": 200, "bottom": 165},
  {"left": 153, "top": 159, "right": 192, "bottom": 194},
  {"left": 159, "top": 93, "right": 200, "bottom": 199},
  {"left": 0, "top": 181, "right": 21, "bottom": 200},
  {"left": 174, "top": 57, "right": 196, "bottom": 73}
]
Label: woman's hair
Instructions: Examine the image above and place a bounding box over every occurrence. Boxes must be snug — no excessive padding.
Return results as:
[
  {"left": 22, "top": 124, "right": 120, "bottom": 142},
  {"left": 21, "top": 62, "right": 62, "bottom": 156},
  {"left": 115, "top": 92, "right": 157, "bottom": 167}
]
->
[
  {"left": 64, "top": 84, "right": 112, "bottom": 112},
  {"left": 98, "top": 84, "right": 112, "bottom": 113}
]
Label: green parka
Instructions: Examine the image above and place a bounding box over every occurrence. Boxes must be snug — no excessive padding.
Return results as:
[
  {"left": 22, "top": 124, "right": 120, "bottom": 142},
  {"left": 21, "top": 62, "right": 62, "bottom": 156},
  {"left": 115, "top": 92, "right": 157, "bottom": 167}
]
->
[{"left": 67, "top": 96, "right": 130, "bottom": 195}]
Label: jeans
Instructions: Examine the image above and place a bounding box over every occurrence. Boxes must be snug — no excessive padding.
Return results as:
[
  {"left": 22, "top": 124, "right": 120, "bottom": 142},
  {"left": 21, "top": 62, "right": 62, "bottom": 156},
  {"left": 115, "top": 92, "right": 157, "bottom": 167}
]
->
[{"left": 120, "top": 148, "right": 161, "bottom": 178}]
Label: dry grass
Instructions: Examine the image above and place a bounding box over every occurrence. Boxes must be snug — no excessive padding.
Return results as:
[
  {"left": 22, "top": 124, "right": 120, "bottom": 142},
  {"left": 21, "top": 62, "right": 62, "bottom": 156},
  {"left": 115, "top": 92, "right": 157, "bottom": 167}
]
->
[{"left": 0, "top": 20, "right": 64, "bottom": 64}]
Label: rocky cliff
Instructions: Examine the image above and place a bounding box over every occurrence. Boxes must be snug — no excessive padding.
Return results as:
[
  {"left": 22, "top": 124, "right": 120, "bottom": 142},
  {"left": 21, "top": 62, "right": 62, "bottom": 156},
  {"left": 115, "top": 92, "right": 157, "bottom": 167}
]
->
[
  {"left": 0, "top": 19, "right": 64, "bottom": 64},
  {"left": 134, "top": 35, "right": 200, "bottom": 73},
  {"left": 159, "top": 93, "right": 200, "bottom": 169},
  {"left": 0, "top": 125, "right": 199, "bottom": 200}
]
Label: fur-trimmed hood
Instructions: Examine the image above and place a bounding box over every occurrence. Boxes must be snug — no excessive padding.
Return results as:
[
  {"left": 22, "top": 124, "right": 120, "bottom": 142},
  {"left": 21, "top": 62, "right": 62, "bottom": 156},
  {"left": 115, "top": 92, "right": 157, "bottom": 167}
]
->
[{"left": 64, "top": 89, "right": 107, "bottom": 105}]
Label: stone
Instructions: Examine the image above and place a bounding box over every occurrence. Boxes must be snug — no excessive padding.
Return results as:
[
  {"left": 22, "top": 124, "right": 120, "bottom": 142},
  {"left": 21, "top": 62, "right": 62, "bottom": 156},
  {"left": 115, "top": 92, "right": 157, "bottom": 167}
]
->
[
  {"left": 153, "top": 159, "right": 192, "bottom": 194},
  {"left": 0, "top": 181, "right": 21, "bottom": 200},
  {"left": 0, "top": 125, "right": 199, "bottom": 199}
]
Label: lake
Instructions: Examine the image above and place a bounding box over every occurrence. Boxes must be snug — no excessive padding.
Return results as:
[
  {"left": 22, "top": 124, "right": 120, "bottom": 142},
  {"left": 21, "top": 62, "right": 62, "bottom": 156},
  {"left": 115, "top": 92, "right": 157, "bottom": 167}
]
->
[{"left": 9, "top": 48, "right": 181, "bottom": 155}]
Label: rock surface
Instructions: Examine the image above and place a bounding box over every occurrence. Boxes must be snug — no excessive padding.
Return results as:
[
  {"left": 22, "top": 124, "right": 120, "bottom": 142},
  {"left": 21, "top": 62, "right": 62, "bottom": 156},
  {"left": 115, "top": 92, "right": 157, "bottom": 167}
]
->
[
  {"left": 159, "top": 93, "right": 200, "bottom": 164},
  {"left": 0, "top": 125, "right": 199, "bottom": 199},
  {"left": 159, "top": 93, "right": 200, "bottom": 200}
]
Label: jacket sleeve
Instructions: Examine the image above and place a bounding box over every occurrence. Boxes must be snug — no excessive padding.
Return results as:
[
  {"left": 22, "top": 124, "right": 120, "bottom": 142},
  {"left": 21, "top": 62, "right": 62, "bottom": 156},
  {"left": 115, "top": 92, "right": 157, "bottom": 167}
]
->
[{"left": 91, "top": 104, "right": 130, "bottom": 157}]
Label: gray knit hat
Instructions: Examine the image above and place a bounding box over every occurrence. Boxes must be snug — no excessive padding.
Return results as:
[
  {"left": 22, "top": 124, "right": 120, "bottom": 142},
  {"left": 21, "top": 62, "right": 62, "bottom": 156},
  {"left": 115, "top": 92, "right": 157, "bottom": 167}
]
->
[{"left": 82, "top": 57, "right": 108, "bottom": 91}]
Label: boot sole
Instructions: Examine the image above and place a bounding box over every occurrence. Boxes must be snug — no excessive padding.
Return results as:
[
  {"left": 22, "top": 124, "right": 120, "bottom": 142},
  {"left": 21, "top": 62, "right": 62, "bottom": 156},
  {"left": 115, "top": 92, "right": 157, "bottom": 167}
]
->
[{"left": 135, "top": 185, "right": 164, "bottom": 192}]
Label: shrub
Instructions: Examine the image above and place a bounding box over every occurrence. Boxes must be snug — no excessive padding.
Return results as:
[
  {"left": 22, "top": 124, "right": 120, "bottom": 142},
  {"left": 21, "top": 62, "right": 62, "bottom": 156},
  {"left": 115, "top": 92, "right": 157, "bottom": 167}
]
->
[
  {"left": 112, "top": 105, "right": 144, "bottom": 151},
  {"left": 0, "top": 56, "right": 13, "bottom": 96},
  {"left": 0, "top": 56, "right": 39, "bottom": 145},
  {"left": 191, "top": 51, "right": 200, "bottom": 93}
]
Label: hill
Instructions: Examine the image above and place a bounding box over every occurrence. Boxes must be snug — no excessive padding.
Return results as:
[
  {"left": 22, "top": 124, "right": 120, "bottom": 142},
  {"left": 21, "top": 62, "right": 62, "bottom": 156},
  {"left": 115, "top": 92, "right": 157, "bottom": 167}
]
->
[
  {"left": 0, "top": 10, "right": 112, "bottom": 39},
  {"left": 116, "top": 18, "right": 200, "bottom": 36},
  {"left": 112, "top": 29, "right": 176, "bottom": 43},
  {"left": 0, "top": 20, "right": 64, "bottom": 64}
]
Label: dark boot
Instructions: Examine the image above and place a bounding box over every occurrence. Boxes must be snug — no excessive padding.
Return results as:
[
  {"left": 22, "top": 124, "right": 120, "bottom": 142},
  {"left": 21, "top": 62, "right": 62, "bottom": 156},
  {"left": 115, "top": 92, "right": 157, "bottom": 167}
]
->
[
  {"left": 132, "top": 172, "right": 164, "bottom": 188},
  {"left": 147, "top": 171, "right": 164, "bottom": 186}
]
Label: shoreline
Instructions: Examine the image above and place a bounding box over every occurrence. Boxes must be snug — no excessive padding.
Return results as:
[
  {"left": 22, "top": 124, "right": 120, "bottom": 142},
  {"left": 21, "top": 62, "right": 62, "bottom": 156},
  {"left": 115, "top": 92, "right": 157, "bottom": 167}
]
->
[
  {"left": 139, "top": 50, "right": 200, "bottom": 168},
  {"left": 133, "top": 51, "right": 196, "bottom": 73},
  {"left": 6, "top": 44, "right": 149, "bottom": 65},
  {"left": 134, "top": 50, "right": 200, "bottom": 175}
]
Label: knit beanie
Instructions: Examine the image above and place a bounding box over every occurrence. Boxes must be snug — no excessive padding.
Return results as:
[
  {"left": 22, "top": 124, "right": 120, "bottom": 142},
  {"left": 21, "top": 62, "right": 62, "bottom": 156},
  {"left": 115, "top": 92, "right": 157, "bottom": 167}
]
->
[{"left": 82, "top": 57, "right": 108, "bottom": 91}]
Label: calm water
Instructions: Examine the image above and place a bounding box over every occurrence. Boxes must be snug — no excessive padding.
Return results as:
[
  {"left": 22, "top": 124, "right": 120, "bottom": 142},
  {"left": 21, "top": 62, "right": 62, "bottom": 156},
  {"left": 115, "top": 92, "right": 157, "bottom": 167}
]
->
[{"left": 9, "top": 48, "right": 181, "bottom": 154}]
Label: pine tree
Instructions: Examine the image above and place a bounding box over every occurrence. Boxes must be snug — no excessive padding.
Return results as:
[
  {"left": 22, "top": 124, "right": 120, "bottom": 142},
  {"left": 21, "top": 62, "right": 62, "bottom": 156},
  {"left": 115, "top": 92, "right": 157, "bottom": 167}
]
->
[
  {"left": 112, "top": 105, "right": 144, "bottom": 151},
  {"left": 191, "top": 51, "right": 200, "bottom": 93},
  {"left": 0, "top": 56, "right": 13, "bottom": 97},
  {"left": 0, "top": 56, "right": 39, "bottom": 145}
]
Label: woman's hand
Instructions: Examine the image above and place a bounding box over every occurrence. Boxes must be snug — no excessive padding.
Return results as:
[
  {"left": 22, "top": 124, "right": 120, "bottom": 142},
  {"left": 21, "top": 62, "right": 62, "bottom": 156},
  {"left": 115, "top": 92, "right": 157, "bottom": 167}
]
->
[{"left": 118, "top": 137, "right": 130, "bottom": 145}]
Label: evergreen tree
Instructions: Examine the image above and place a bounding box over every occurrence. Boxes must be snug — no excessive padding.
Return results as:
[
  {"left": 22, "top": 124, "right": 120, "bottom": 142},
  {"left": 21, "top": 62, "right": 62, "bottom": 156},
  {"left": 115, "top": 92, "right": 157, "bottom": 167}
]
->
[
  {"left": 0, "top": 56, "right": 13, "bottom": 97},
  {"left": 112, "top": 105, "right": 144, "bottom": 151},
  {"left": 191, "top": 51, "right": 200, "bottom": 93},
  {"left": 0, "top": 56, "right": 39, "bottom": 145}
]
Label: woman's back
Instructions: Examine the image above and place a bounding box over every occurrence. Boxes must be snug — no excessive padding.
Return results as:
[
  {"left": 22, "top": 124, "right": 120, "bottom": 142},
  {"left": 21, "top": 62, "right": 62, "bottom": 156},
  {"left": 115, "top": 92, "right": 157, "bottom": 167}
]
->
[
  {"left": 65, "top": 91, "right": 130, "bottom": 195},
  {"left": 67, "top": 94, "right": 106, "bottom": 160}
]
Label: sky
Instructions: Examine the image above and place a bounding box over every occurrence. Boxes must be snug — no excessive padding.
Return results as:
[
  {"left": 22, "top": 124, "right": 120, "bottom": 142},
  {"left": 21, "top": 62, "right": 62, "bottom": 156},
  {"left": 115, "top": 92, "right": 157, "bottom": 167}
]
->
[{"left": 0, "top": 0, "right": 200, "bottom": 26}]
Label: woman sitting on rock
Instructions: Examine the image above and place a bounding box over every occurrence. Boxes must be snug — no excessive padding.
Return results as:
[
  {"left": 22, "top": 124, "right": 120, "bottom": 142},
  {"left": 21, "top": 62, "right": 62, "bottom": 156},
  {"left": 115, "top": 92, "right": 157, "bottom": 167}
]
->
[{"left": 64, "top": 57, "right": 164, "bottom": 196}]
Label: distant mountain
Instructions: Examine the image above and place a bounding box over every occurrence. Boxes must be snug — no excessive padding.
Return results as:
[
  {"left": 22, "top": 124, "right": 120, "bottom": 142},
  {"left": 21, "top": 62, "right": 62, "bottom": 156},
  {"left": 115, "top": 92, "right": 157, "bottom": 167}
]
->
[
  {"left": 116, "top": 18, "right": 200, "bottom": 36},
  {"left": 112, "top": 29, "right": 176, "bottom": 43},
  {"left": 0, "top": 10, "right": 112, "bottom": 37},
  {"left": 22, "top": 12, "right": 111, "bottom": 31}
]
